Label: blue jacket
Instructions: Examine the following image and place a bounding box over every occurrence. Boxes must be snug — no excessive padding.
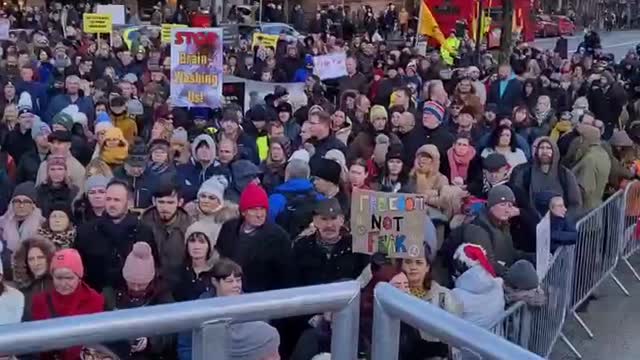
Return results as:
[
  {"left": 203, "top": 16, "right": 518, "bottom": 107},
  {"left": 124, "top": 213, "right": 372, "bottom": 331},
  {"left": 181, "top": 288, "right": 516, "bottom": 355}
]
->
[
  {"left": 176, "top": 159, "right": 220, "bottom": 202},
  {"left": 293, "top": 68, "right": 311, "bottom": 82},
  {"left": 550, "top": 214, "right": 577, "bottom": 252},
  {"left": 16, "top": 80, "right": 48, "bottom": 116},
  {"left": 268, "top": 179, "right": 324, "bottom": 222},
  {"left": 44, "top": 94, "right": 94, "bottom": 124},
  {"left": 113, "top": 166, "right": 156, "bottom": 209}
]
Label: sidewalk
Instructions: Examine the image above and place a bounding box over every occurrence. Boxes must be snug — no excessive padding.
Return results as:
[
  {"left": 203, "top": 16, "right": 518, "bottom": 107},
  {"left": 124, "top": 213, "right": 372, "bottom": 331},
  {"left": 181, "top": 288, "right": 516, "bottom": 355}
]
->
[{"left": 550, "top": 255, "right": 640, "bottom": 359}]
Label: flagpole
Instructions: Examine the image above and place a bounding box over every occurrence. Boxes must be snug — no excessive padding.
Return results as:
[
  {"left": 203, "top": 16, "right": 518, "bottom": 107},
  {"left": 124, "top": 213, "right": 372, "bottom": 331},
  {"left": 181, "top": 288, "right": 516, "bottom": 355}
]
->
[
  {"left": 415, "top": 0, "right": 424, "bottom": 47},
  {"left": 474, "top": 0, "right": 483, "bottom": 65}
]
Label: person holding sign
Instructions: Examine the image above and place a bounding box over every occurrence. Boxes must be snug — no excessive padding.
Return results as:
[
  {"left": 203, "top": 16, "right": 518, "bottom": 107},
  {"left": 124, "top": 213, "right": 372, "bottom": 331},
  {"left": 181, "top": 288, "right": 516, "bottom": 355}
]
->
[{"left": 292, "top": 198, "right": 369, "bottom": 287}]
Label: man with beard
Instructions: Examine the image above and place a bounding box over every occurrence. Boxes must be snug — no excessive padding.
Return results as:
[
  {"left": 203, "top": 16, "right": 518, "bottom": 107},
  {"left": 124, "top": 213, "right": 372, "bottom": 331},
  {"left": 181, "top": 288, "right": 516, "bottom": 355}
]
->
[
  {"left": 75, "top": 179, "right": 158, "bottom": 291},
  {"left": 487, "top": 64, "right": 523, "bottom": 118},
  {"left": 44, "top": 75, "right": 95, "bottom": 124},
  {"left": 509, "top": 137, "right": 582, "bottom": 217},
  {"left": 141, "top": 182, "right": 193, "bottom": 288}
]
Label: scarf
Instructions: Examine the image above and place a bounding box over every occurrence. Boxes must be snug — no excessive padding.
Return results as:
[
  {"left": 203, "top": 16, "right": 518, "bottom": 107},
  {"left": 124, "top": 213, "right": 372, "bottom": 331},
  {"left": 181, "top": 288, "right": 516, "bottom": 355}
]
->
[
  {"left": 1, "top": 208, "right": 43, "bottom": 252},
  {"left": 447, "top": 147, "right": 476, "bottom": 182},
  {"left": 101, "top": 145, "right": 128, "bottom": 166},
  {"left": 535, "top": 109, "right": 552, "bottom": 126},
  {"left": 481, "top": 172, "right": 509, "bottom": 196},
  {"left": 149, "top": 161, "right": 170, "bottom": 175},
  {"left": 37, "top": 226, "right": 76, "bottom": 250},
  {"left": 550, "top": 120, "right": 573, "bottom": 142}
]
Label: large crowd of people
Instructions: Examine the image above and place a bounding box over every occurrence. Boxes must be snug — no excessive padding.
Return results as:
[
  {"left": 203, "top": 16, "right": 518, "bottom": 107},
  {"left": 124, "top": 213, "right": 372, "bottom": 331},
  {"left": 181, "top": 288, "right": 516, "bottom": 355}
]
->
[{"left": 0, "top": 1, "right": 638, "bottom": 360}]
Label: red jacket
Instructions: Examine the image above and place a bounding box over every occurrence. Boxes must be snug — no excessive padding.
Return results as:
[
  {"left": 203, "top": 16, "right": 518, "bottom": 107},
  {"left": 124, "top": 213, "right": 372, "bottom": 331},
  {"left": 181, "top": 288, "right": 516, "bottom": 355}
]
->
[{"left": 31, "top": 283, "right": 105, "bottom": 360}]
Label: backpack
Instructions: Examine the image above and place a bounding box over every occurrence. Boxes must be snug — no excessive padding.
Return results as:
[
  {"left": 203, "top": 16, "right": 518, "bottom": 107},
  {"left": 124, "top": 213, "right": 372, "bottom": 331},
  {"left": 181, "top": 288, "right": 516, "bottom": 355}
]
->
[{"left": 275, "top": 190, "right": 318, "bottom": 238}]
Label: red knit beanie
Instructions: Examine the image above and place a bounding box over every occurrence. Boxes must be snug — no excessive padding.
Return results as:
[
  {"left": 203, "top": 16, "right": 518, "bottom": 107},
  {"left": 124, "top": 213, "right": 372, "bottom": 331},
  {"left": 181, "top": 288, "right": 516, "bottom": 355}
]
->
[
  {"left": 51, "top": 248, "right": 84, "bottom": 278},
  {"left": 239, "top": 183, "right": 269, "bottom": 212}
]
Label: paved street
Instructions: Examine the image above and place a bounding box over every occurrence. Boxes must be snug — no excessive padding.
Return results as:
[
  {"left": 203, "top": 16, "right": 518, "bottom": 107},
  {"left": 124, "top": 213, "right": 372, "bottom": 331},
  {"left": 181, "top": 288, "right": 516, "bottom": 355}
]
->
[
  {"left": 550, "top": 253, "right": 640, "bottom": 359},
  {"left": 533, "top": 30, "right": 640, "bottom": 60}
]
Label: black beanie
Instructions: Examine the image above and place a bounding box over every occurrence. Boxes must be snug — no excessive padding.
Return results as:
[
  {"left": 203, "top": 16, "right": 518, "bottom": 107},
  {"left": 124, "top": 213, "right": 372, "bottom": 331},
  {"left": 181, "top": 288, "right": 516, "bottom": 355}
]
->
[{"left": 311, "top": 158, "right": 342, "bottom": 185}]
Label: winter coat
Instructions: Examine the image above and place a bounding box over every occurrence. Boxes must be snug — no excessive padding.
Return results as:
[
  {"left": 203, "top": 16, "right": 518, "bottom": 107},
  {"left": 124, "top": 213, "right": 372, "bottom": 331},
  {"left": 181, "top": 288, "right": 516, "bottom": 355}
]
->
[
  {"left": 44, "top": 94, "right": 94, "bottom": 124},
  {"left": 16, "top": 149, "right": 46, "bottom": 184},
  {"left": 176, "top": 159, "right": 220, "bottom": 202},
  {"left": 412, "top": 281, "right": 463, "bottom": 342},
  {"left": 183, "top": 202, "right": 239, "bottom": 249},
  {"left": 72, "top": 196, "right": 103, "bottom": 225},
  {"left": 487, "top": 78, "right": 524, "bottom": 118},
  {"left": 550, "top": 214, "right": 578, "bottom": 252},
  {"left": 171, "top": 264, "right": 213, "bottom": 302},
  {"left": 112, "top": 166, "right": 155, "bottom": 209},
  {"left": 401, "top": 124, "right": 454, "bottom": 176},
  {"left": 102, "top": 283, "right": 175, "bottom": 360},
  {"left": 0, "top": 285, "right": 24, "bottom": 325},
  {"left": 334, "top": 119, "right": 353, "bottom": 146},
  {"left": 470, "top": 210, "right": 534, "bottom": 276},
  {"left": 35, "top": 155, "right": 86, "bottom": 192},
  {"left": 572, "top": 144, "right": 611, "bottom": 211},
  {"left": 260, "top": 161, "right": 286, "bottom": 194},
  {"left": 216, "top": 218, "right": 293, "bottom": 293},
  {"left": 3, "top": 125, "right": 34, "bottom": 164},
  {"left": 292, "top": 230, "right": 370, "bottom": 287},
  {"left": 75, "top": 214, "right": 158, "bottom": 291},
  {"left": 267, "top": 179, "right": 324, "bottom": 223},
  {"left": 309, "top": 135, "right": 348, "bottom": 164},
  {"left": 12, "top": 237, "right": 56, "bottom": 321},
  {"left": 0, "top": 207, "right": 44, "bottom": 252},
  {"left": 140, "top": 207, "right": 192, "bottom": 287},
  {"left": 451, "top": 266, "right": 505, "bottom": 329},
  {"left": 31, "top": 283, "right": 104, "bottom": 360},
  {"left": 35, "top": 183, "right": 79, "bottom": 216}
]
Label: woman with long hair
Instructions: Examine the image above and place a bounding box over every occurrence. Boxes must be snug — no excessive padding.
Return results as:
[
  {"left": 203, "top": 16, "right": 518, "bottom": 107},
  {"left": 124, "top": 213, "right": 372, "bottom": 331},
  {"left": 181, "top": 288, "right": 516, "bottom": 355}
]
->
[
  {"left": 12, "top": 237, "right": 55, "bottom": 321},
  {"left": 172, "top": 223, "right": 219, "bottom": 302},
  {"left": 373, "top": 144, "right": 408, "bottom": 193},
  {"left": 481, "top": 125, "right": 527, "bottom": 170},
  {"left": 260, "top": 136, "right": 291, "bottom": 194}
]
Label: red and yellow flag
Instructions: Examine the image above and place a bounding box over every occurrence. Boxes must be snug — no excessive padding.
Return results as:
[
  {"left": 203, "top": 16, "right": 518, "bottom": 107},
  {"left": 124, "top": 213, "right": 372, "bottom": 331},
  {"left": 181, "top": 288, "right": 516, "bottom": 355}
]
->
[{"left": 418, "top": 0, "right": 452, "bottom": 52}]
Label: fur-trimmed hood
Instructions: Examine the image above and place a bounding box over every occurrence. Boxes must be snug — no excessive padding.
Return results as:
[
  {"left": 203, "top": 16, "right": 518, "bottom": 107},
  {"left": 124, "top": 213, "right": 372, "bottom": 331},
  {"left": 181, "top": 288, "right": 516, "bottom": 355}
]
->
[
  {"left": 12, "top": 237, "right": 56, "bottom": 288},
  {"left": 184, "top": 201, "right": 240, "bottom": 224}
]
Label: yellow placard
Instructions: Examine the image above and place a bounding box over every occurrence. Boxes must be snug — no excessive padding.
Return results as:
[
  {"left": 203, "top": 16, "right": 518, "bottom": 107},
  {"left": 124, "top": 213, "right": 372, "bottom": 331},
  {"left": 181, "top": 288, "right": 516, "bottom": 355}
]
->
[
  {"left": 252, "top": 32, "right": 278, "bottom": 49},
  {"left": 83, "top": 13, "right": 113, "bottom": 34},
  {"left": 161, "top": 23, "right": 188, "bottom": 44}
]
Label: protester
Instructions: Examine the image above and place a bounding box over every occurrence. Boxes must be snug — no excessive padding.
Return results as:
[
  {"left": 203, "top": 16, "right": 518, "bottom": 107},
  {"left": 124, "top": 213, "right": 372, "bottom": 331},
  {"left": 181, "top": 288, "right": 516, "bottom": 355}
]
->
[
  {"left": 35, "top": 155, "right": 79, "bottom": 215},
  {"left": 0, "top": 241, "right": 24, "bottom": 325},
  {"left": 36, "top": 203, "right": 75, "bottom": 250},
  {"left": 0, "top": 181, "right": 44, "bottom": 252}
]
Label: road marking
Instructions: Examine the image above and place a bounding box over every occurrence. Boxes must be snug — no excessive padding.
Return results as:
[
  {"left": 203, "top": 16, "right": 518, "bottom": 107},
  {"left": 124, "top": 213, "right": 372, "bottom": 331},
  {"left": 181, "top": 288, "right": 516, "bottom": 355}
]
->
[{"left": 565, "top": 40, "right": 638, "bottom": 54}]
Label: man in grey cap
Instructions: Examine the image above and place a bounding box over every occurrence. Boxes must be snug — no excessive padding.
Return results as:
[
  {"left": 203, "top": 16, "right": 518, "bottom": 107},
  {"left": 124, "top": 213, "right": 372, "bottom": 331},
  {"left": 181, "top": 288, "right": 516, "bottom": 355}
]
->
[
  {"left": 469, "top": 185, "right": 534, "bottom": 275},
  {"left": 292, "top": 198, "right": 370, "bottom": 287},
  {"left": 468, "top": 153, "right": 510, "bottom": 199}
]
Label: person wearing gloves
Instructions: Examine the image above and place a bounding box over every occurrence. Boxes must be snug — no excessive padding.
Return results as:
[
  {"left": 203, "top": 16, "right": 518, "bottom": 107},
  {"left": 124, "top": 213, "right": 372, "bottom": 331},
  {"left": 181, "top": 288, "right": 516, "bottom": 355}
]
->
[
  {"left": 102, "top": 242, "right": 174, "bottom": 360},
  {"left": 0, "top": 241, "right": 25, "bottom": 325},
  {"left": 73, "top": 175, "right": 110, "bottom": 224},
  {"left": 31, "top": 249, "right": 104, "bottom": 360},
  {"left": 172, "top": 223, "right": 218, "bottom": 302},
  {"left": 177, "top": 259, "right": 281, "bottom": 360},
  {"left": 91, "top": 111, "right": 114, "bottom": 160},
  {"left": 16, "top": 120, "right": 50, "bottom": 184},
  {"left": 12, "top": 237, "right": 56, "bottom": 321},
  {"left": 35, "top": 130, "right": 86, "bottom": 191},
  {"left": 451, "top": 243, "right": 505, "bottom": 329},
  {"left": 35, "top": 155, "right": 79, "bottom": 215},
  {"left": 184, "top": 176, "right": 239, "bottom": 246},
  {"left": 216, "top": 183, "right": 293, "bottom": 293},
  {"left": 36, "top": 203, "right": 76, "bottom": 250},
  {"left": 177, "top": 133, "right": 218, "bottom": 202},
  {"left": 0, "top": 182, "right": 44, "bottom": 252},
  {"left": 99, "top": 127, "right": 130, "bottom": 169}
]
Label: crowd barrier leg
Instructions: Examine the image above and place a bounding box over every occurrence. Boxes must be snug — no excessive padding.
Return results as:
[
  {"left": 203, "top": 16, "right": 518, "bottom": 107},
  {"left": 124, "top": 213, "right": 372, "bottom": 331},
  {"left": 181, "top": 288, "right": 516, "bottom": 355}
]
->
[
  {"left": 559, "top": 332, "right": 583, "bottom": 359},
  {"left": 610, "top": 273, "right": 631, "bottom": 296},
  {"left": 621, "top": 257, "right": 640, "bottom": 281},
  {"left": 572, "top": 311, "right": 594, "bottom": 339}
]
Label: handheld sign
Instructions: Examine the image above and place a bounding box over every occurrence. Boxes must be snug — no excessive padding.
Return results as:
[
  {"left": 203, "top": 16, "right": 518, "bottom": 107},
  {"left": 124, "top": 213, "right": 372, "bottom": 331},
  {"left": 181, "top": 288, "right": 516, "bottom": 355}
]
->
[
  {"left": 313, "top": 52, "right": 347, "bottom": 80},
  {"left": 351, "top": 189, "right": 426, "bottom": 258},
  {"left": 536, "top": 212, "right": 551, "bottom": 279},
  {"left": 161, "top": 23, "right": 188, "bottom": 44},
  {"left": 83, "top": 13, "right": 113, "bottom": 34}
]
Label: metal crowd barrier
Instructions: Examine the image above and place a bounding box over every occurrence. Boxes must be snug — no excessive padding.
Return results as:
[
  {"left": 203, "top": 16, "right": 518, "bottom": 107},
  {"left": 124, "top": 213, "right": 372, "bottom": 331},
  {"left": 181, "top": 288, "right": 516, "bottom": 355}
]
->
[
  {"left": 620, "top": 181, "right": 640, "bottom": 281},
  {"left": 489, "top": 301, "right": 529, "bottom": 348},
  {"left": 569, "top": 189, "right": 629, "bottom": 340},
  {"left": 0, "top": 281, "right": 361, "bottom": 360},
  {"left": 528, "top": 245, "right": 578, "bottom": 358},
  {"left": 371, "top": 283, "right": 543, "bottom": 360}
]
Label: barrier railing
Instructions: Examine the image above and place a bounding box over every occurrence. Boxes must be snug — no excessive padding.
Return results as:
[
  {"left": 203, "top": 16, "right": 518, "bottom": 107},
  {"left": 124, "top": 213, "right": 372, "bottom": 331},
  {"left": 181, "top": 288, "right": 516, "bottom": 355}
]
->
[
  {"left": 371, "top": 283, "right": 543, "bottom": 360},
  {"left": 528, "top": 245, "right": 578, "bottom": 358},
  {"left": 0, "top": 281, "right": 361, "bottom": 360},
  {"left": 569, "top": 189, "right": 629, "bottom": 340},
  {"left": 489, "top": 301, "right": 529, "bottom": 348}
]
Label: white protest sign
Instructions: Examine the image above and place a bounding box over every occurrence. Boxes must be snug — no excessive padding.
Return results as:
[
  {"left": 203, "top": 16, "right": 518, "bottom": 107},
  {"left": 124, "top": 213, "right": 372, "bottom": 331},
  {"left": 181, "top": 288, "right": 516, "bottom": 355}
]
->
[
  {"left": 313, "top": 52, "right": 347, "bottom": 80},
  {"left": 97, "top": 5, "right": 126, "bottom": 25},
  {"left": 536, "top": 212, "right": 551, "bottom": 279},
  {"left": 0, "top": 19, "right": 9, "bottom": 40}
]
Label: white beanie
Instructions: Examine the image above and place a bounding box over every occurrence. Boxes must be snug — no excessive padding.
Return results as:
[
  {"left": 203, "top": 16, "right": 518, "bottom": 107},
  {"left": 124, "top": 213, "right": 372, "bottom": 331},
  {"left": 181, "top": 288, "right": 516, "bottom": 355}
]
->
[
  {"left": 289, "top": 149, "right": 310, "bottom": 164},
  {"left": 95, "top": 120, "right": 114, "bottom": 134},
  {"left": 198, "top": 175, "right": 228, "bottom": 202},
  {"left": 18, "top": 91, "right": 33, "bottom": 111}
]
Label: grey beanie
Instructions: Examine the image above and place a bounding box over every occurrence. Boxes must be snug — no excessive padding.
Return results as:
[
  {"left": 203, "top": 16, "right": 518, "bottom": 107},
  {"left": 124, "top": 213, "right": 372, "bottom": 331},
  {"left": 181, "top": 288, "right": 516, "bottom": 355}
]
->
[
  {"left": 12, "top": 181, "right": 37, "bottom": 202},
  {"left": 229, "top": 321, "right": 280, "bottom": 360},
  {"left": 31, "top": 120, "right": 52, "bottom": 141},
  {"left": 85, "top": 175, "right": 111, "bottom": 195},
  {"left": 504, "top": 260, "right": 539, "bottom": 290},
  {"left": 487, "top": 185, "right": 516, "bottom": 208}
]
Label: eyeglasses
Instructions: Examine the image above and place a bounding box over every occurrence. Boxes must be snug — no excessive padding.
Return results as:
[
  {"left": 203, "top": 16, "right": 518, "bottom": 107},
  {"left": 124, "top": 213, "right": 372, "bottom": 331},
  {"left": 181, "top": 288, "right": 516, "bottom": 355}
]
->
[{"left": 12, "top": 199, "right": 33, "bottom": 206}]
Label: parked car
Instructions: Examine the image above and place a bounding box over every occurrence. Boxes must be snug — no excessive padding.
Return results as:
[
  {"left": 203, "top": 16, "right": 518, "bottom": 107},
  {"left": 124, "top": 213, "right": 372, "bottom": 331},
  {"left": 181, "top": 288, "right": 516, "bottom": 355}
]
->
[
  {"left": 536, "top": 15, "right": 559, "bottom": 37},
  {"left": 552, "top": 15, "right": 576, "bottom": 35}
]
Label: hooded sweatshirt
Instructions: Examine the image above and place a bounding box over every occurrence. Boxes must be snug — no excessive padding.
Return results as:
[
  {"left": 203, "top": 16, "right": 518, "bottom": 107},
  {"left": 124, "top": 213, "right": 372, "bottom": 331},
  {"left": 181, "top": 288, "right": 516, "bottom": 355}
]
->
[{"left": 451, "top": 265, "right": 505, "bottom": 329}]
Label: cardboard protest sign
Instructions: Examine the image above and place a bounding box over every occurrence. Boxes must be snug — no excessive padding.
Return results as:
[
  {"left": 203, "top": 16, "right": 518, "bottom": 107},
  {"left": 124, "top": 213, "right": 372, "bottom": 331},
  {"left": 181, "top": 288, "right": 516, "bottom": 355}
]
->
[
  {"left": 96, "top": 4, "right": 125, "bottom": 25},
  {"left": 313, "top": 52, "right": 347, "bottom": 80},
  {"left": 252, "top": 32, "right": 278, "bottom": 50},
  {"left": 83, "top": 13, "right": 113, "bottom": 34},
  {"left": 536, "top": 212, "right": 551, "bottom": 279},
  {"left": 162, "top": 23, "right": 188, "bottom": 44},
  {"left": 351, "top": 189, "right": 426, "bottom": 258},
  {"left": 170, "top": 27, "right": 224, "bottom": 108}
]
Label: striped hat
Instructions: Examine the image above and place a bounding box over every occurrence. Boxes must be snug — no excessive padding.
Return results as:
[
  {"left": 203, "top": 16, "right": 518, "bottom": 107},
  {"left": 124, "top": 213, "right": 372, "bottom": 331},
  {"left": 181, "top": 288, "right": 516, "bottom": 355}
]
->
[{"left": 423, "top": 101, "right": 445, "bottom": 123}]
